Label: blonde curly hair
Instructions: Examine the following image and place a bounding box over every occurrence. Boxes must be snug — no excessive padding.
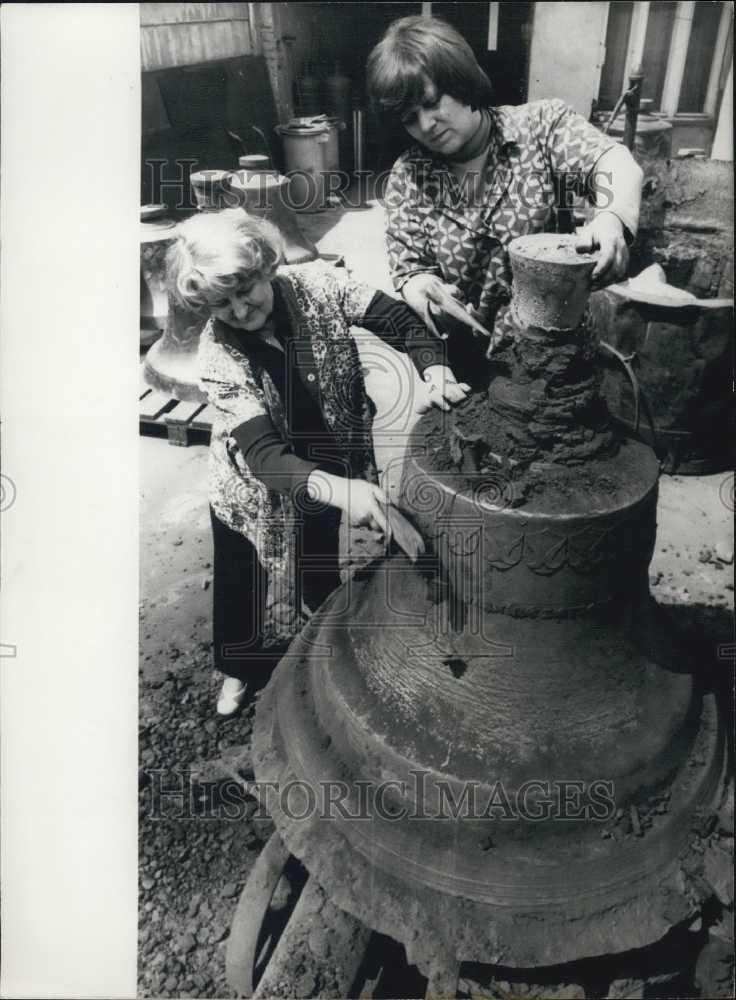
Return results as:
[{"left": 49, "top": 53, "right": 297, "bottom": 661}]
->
[{"left": 166, "top": 208, "right": 283, "bottom": 312}]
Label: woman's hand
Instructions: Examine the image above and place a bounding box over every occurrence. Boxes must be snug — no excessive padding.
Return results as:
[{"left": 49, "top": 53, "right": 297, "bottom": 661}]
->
[
  {"left": 310, "top": 473, "right": 391, "bottom": 536},
  {"left": 387, "top": 506, "right": 425, "bottom": 562},
  {"left": 416, "top": 364, "right": 471, "bottom": 413},
  {"left": 575, "top": 212, "right": 629, "bottom": 288},
  {"left": 401, "top": 274, "right": 468, "bottom": 338},
  {"left": 342, "top": 484, "right": 426, "bottom": 563},
  {"left": 343, "top": 480, "right": 392, "bottom": 536},
  {"left": 307, "top": 472, "right": 425, "bottom": 562}
]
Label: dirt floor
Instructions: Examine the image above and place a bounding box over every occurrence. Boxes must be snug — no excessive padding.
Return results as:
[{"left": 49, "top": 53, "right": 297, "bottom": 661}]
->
[{"left": 138, "top": 194, "right": 734, "bottom": 998}]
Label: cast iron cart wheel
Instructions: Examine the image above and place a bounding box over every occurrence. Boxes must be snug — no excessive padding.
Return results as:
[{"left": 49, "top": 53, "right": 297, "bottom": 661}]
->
[
  {"left": 225, "top": 831, "right": 374, "bottom": 998},
  {"left": 225, "top": 831, "right": 292, "bottom": 997}
]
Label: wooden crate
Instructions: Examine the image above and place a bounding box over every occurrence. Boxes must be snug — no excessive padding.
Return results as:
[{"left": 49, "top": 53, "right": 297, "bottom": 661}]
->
[{"left": 139, "top": 383, "right": 215, "bottom": 446}]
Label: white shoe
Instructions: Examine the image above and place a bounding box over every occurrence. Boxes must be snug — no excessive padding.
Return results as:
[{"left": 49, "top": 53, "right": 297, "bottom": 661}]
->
[{"left": 216, "top": 677, "right": 249, "bottom": 717}]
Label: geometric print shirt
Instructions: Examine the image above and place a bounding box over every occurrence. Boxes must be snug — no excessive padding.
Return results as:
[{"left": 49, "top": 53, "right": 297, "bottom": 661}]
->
[{"left": 383, "top": 99, "right": 620, "bottom": 331}]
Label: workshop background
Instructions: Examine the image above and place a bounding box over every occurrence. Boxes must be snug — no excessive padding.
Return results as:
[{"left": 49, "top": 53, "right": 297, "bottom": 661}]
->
[
  {"left": 138, "top": 4, "right": 734, "bottom": 999},
  {"left": 140, "top": 0, "right": 733, "bottom": 202}
]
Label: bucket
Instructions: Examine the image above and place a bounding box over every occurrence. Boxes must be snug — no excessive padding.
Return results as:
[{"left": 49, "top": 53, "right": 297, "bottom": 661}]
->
[
  {"left": 189, "top": 169, "right": 234, "bottom": 212},
  {"left": 276, "top": 118, "right": 331, "bottom": 213},
  {"left": 589, "top": 278, "right": 734, "bottom": 474}
]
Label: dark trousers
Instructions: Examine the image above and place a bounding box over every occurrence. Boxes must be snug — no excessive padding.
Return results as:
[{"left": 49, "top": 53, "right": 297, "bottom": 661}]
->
[{"left": 210, "top": 507, "right": 341, "bottom": 682}]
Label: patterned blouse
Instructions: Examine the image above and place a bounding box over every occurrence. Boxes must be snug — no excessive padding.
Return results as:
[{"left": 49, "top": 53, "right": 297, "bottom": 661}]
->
[
  {"left": 197, "top": 260, "right": 426, "bottom": 646},
  {"left": 384, "top": 99, "right": 620, "bottom": 332}
]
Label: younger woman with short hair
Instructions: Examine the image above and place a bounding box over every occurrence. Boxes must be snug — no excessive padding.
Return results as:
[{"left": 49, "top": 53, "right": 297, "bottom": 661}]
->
[{"left": 368, "top": 15, "right": 643, "bottom": 381}]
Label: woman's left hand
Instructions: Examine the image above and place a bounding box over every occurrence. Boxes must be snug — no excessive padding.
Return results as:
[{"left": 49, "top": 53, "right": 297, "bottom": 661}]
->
[
  {"left": 387, "top": 507, "right": 425, "bottom": 562},
  {"left": 416, "top": 364, "right": 471, "bottom": 413},
  {"left": 576, "top": 212, "right": 629, "bottom": 288}
]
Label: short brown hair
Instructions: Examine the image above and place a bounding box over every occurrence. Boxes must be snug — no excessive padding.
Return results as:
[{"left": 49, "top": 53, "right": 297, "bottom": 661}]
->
[{"left": 367, "top": 16, "right": 493, "bottom": 119}]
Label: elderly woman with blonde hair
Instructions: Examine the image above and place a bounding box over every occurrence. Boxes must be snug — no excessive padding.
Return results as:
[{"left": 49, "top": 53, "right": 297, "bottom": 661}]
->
[{"left": 166, "top": 207, "right": 468, "bottom": 715}]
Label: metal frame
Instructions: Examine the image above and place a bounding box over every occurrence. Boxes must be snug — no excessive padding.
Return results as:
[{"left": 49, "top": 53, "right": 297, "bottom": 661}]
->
[{"left": 620, "top": 0, "right": 732, "bottom": 120}]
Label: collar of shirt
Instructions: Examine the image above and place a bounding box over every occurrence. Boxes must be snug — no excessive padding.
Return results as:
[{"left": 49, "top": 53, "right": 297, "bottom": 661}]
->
[
  {"left": 485, "top": 106, "right": 521, "bottom": 169},
  {"left": 413, "top": 106, "right": 521, "bottom": 212}
]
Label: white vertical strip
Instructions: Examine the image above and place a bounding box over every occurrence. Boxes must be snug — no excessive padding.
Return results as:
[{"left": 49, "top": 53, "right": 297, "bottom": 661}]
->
[
  {"left": 487, "top": 2, "right": 499, "bottom": 50},
  {"left": 661, "top": 0, "right": 696, "bottom": 115},
  {"left": 705, "top": 2, "right": 733, "bottom": 117},
  {"left": 594, "top": 1, "right": 611, "bottom": 97},
  {"left": 248, "top": 1, "right": 261, "bottom": 56},
  {"left": 422, "top": 2, "right": 432, "bottom": 16},
  {"left": 624, "top": 0, "right": 650, "bottom": 81},
  {"left": 1, "top": 5, "right": 139, "bottom": 996},
  {"left": 711, "top": 59, "right": 733, "bottom": 159}
]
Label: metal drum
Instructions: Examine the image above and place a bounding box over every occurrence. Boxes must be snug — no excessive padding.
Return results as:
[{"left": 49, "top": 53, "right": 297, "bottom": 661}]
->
[
  {"left": 275, "top": 117, "right": 331, "bottom": 213},
  {"left": 590, "top": 283, "right": 734, "bottom": 474}
]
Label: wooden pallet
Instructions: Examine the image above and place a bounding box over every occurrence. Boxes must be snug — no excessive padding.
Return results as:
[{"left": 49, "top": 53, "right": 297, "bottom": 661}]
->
[{"left": 139, "top": 383, "right": 215, "bottom": 446}]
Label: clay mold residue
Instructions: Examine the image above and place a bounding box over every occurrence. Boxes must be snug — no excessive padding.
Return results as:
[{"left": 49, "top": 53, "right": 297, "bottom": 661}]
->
[
  {"left": 509, "top": 233, "right": 598, "bottom": 264},
  {"left": 509, "top": 234, "right": 600, "bottom": 330}
]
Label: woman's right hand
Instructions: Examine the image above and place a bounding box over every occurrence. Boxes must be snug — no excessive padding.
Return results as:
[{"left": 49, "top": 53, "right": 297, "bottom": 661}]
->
[
  {"left": 401, "top": 274, "right": 467, "bottom": 338},
  {"left": 341, "top": 479, "right": 392, "bottom": 536},
  {"left": 340, "top": 481, "right": 427, "bottom": 562},
  {"left": 307, "top": 472, "right": 425, "bottom": 561},
  {"left": 335, "top": 481, "right": 427, "bottom": 562},
  {"left": 309, "top": 472, "right": 391, "bottom": 536},
  {"left": 402, "top": 273, "right": 494, "bottom": 340}
]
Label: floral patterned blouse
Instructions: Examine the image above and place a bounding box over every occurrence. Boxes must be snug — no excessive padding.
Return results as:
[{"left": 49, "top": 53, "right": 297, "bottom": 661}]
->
[
  {"left": 384, "top": 99, "right": 621, "bottom": 332},
  {"left": 197, "top": 260, "right": 427, "bottom": 646}
]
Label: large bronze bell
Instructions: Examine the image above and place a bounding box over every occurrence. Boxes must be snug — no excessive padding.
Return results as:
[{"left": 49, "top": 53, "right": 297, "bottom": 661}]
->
[
  {"left": 248, "top": 234, "right": 728, "bottom": 993},
  {"left": 142, "top": 157, "right": 319, "bottom": 402}
]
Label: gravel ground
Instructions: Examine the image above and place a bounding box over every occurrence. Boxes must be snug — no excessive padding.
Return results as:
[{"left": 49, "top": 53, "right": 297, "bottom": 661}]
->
[
  {"left": 139, "top": 429, "right": 733, "bottom": 1000},
  {"left": 138, "top": 642, "right": 273, "bottom": 999},
  {"left": 139, "top": 438, "right": 251, "bottom": 999}
]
